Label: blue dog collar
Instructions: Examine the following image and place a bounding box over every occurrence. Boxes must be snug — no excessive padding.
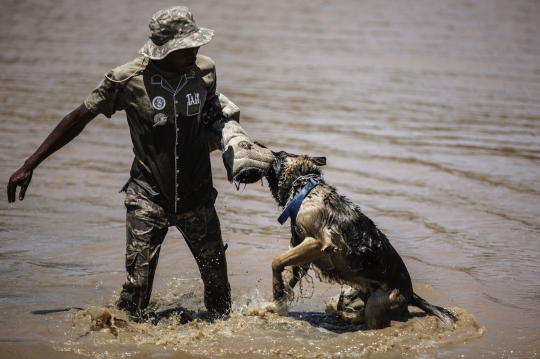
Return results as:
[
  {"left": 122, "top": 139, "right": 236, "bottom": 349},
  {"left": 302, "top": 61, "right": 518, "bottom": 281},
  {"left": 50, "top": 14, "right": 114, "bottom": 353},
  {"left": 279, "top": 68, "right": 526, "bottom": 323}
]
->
[{"left": 278, "top": 177, "right": 322, "bottom": 225}]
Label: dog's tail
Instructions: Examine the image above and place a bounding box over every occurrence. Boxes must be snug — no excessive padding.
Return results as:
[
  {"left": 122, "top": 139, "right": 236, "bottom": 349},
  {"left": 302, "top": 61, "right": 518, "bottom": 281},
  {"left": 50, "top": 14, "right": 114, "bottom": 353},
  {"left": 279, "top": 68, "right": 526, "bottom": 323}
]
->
[{"left": 410, "top": 292, "right": 458, "bottom": 330}]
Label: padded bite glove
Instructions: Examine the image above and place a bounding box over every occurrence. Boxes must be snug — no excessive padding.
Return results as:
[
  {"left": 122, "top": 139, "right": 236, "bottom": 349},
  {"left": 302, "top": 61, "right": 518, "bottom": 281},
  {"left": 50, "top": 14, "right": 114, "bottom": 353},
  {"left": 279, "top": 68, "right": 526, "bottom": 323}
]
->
[{"left": 203, "top": 93, "right": 275, "bottom": 184}]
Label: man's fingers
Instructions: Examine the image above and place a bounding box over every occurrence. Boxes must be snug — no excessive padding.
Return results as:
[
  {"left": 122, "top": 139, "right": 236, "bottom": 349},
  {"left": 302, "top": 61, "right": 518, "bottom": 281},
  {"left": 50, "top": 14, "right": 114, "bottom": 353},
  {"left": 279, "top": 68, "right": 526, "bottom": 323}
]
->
[
  {"left": 18, "top": 173, "right": 32, "bottom": 201},
  {"left": 19, "top": 185, "right": 27, "bottom": 201},
  {"left": 7, "top": 180, "right": 15, "bottom": 203},
  {"left": 7, "top": 170, "right": 32, "bottom": 203}
]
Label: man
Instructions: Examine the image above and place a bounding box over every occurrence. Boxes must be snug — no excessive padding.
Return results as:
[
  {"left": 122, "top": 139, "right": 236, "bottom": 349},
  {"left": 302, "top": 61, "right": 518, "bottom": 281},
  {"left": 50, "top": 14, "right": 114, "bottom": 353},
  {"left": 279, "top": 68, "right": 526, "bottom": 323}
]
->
[{"left": 7, "top": 6, "right": 272, "bottom": 319}]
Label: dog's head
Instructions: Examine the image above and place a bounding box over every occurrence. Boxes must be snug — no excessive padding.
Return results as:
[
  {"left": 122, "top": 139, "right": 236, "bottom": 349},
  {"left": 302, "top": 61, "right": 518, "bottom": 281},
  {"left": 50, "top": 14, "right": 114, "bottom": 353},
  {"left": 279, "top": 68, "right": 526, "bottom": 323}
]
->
[
  {"left": 255, "top": 143, "right": 326, "bottom": 206},
  {"left": 271, "top": 150, "right": 326, "bottom": 178}
]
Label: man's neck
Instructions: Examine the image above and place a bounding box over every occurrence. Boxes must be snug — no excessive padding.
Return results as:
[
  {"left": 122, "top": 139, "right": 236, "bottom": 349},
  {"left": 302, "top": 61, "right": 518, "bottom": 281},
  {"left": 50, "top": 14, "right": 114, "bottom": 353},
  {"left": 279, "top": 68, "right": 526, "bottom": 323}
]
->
[{"left": 152, "top": 59, "right": 190, "bottom": 75}]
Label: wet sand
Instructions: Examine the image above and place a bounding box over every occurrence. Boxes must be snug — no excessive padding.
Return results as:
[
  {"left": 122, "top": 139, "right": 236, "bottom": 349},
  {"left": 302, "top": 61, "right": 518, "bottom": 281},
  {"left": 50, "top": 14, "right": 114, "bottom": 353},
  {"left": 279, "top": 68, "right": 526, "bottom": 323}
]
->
[{"left": 1, "top": 0, "right": 539, "bottom": 358}]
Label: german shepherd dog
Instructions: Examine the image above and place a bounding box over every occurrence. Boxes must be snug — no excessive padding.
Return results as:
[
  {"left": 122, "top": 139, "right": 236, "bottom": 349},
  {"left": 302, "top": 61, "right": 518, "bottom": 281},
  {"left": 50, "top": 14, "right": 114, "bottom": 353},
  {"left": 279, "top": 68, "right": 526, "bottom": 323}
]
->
[{"left": 263, "top": 149, "right": 458, "bottom": 330}]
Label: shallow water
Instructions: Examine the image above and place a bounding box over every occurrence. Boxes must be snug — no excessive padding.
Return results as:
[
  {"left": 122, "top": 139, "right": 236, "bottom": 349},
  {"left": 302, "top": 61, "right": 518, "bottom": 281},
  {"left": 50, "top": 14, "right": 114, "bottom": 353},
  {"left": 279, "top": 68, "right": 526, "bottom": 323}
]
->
[{"left": 1, "top": 0, "right": 539, "bottom": 358}]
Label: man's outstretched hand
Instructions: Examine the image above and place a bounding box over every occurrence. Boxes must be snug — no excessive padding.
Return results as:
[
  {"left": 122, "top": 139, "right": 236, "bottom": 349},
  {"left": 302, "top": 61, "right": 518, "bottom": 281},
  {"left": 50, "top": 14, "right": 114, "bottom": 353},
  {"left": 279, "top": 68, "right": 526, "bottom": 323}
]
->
[
  {"left": 6, "top": 103, "right": 97, "bottom": 204},
  {"left": 7, "top": 165, "right": 33, "bottom": 203}
]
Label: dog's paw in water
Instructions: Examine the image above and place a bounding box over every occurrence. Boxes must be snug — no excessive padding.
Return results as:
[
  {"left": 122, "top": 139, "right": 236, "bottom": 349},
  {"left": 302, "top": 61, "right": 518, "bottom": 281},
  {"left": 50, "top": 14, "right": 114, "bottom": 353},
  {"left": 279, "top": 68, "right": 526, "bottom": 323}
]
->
[
  {"left": 268, "top": 296, "right": 289, "bottom": 316},
  {"left": 274, "top": 300, "right": 289, "bottom": 316}
]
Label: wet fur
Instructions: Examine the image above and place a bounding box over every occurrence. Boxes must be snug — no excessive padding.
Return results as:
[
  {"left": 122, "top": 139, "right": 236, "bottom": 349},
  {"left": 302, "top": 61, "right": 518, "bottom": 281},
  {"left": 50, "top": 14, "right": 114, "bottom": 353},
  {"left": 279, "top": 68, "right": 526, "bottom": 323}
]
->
[{"left": 266, "top": 151, "right": 457, "bottom": 330}]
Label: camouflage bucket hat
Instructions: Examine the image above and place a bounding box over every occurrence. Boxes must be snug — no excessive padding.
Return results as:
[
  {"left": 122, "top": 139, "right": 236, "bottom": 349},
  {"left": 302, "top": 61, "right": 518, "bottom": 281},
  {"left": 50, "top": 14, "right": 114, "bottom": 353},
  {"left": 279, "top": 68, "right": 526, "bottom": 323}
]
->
[{"left": 139, "top": 6, "right": 214, "bottom": 60}]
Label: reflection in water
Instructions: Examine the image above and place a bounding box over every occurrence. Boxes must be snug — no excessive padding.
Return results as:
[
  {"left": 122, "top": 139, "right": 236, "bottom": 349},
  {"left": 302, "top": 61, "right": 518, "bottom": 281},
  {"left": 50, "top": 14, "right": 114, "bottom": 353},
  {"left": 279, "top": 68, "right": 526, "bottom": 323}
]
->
[{"left": 0, "top": 0, "right": 539, "bottom": 358}]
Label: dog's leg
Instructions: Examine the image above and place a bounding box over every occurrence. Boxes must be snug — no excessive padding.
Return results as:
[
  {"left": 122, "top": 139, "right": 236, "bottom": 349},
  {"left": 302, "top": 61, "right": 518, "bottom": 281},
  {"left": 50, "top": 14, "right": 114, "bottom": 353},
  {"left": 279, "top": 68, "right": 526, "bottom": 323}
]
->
[
  {"left": 365, "top": 288, "right": 409, "bottom": 330},
  {"left": 280, "top": 265, "right": 309, "bottom": 301},
  {"left": 364, "top": 289, "right": 391, "bottom": 329},
  {"left": 271, "top": 237, "right": 324, "bottom": 304}
]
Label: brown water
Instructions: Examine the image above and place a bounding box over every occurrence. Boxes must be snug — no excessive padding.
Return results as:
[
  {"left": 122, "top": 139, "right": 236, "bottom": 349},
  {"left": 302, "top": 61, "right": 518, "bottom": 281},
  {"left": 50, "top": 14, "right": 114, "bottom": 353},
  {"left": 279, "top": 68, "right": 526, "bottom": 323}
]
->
[{"left": 1, "top": 0, "right": 539, "bottom": 358}]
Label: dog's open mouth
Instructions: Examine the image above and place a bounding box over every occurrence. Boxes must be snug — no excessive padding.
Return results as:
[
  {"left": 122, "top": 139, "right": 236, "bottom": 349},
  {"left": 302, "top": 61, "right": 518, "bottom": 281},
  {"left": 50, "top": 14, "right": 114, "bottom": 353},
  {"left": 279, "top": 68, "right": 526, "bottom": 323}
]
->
[{"left": 232, "top": 166, "right": 268, "bottom": 184}]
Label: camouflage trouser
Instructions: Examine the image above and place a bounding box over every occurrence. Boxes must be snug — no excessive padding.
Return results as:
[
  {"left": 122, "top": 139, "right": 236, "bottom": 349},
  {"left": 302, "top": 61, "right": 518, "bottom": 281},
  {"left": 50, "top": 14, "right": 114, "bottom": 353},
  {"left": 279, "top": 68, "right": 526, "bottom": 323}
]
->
[{"left": 116, "top": 183, "right": 231, "bottom": 316}]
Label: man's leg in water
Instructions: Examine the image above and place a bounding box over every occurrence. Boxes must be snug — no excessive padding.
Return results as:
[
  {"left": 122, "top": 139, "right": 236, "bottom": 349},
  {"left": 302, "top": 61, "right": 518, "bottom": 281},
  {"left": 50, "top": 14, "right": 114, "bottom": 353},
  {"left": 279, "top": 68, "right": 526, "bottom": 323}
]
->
[
  {"left": 174, "top": 204, "right": 231, "bottom": 316},
  {"left": 116, "top": 185, "right": 169, "bottom": 316}
]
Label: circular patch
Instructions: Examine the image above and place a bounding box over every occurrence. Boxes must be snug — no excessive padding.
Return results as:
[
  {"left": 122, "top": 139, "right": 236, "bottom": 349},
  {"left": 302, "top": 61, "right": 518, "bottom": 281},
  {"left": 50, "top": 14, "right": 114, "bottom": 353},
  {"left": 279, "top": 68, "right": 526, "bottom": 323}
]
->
[
  {"left": 152, "top": 96, "right": 166, "bottom": 110},
  {"left": 153, "top": 113, "right": 168, "bottom": 127}
]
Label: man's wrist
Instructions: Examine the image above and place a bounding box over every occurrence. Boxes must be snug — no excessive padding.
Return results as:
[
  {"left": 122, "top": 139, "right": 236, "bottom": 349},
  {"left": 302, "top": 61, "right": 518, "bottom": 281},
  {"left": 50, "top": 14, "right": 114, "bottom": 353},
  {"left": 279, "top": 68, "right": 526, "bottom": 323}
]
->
[{"left": 23, "top": 157, "right": 38, "bottom": 171}]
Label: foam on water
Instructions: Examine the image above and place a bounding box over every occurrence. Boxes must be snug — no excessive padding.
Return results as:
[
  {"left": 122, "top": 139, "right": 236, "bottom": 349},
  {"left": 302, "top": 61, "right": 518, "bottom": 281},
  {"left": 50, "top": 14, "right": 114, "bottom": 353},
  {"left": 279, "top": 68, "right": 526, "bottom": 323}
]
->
[{"left": 57, "top": 287, "right": 484, "bottom": 358}]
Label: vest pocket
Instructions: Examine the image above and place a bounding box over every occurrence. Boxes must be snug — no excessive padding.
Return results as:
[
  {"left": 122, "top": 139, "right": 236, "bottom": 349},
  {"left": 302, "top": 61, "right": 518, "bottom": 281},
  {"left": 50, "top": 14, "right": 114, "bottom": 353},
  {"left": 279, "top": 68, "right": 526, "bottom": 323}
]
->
[{"left": 187, "top": 102, "right": 201, "bottom": 116}]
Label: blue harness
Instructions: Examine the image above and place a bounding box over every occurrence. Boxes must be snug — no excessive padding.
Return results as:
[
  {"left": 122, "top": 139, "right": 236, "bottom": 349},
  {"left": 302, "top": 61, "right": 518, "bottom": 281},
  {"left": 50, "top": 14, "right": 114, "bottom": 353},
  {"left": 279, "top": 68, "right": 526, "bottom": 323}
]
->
[{"left": 277, "top": 176, "right": 323, "bottom": 225}]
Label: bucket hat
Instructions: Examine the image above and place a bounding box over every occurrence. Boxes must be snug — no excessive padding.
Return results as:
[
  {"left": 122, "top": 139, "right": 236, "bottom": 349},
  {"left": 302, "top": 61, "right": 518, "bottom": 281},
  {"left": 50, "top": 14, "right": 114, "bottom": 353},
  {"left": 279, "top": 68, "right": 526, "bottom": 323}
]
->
[{"left": 139, "top": 6, "right": 214, "bottom": 60}]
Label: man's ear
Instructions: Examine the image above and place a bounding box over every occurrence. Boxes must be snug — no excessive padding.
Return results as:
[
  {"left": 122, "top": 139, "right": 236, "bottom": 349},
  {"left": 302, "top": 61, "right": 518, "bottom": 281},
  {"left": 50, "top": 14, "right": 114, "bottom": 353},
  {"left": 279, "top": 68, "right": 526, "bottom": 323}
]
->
[{"left": 311, "top": 157, "right": 326, "bottom": 166}]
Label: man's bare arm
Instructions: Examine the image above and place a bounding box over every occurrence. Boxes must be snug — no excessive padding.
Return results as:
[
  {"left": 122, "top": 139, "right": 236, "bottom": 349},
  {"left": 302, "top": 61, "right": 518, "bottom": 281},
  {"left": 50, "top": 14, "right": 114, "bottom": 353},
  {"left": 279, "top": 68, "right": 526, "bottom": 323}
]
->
[{"left": 7, "top": 103, "right": 98, "bottom": 203}]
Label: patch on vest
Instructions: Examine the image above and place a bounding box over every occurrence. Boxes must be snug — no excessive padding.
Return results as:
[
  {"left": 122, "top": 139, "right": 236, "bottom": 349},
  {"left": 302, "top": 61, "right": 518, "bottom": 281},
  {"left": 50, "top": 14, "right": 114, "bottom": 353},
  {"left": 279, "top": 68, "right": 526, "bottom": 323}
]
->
[
  {"left": 153, "top": 113, "right": 168, "bottom": 127},
  {"left": 152, "top": 96, "right": 166, "bottom": 110}
]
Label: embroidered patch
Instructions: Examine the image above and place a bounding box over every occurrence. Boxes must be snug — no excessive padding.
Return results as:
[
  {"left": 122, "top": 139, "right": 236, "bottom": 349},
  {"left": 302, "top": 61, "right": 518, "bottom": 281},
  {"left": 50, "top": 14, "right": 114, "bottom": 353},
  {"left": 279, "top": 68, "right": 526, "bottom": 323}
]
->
[
  {"left": 153, "top": 113, "right": 168, "bottom": 127},
  {"left": 152, "top": 96, "right": 166, "bottom": 110},
  {"left": 186, "top": 93, "right": 200, "bottom": 116}
]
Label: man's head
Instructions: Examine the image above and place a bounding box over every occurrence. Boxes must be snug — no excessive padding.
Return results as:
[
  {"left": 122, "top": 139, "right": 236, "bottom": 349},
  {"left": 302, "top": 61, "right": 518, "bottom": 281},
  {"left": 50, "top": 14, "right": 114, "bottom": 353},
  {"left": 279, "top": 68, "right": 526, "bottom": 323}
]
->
[
  {"left": 139, "top": 6, "right": 214, "bottom": 60},
  {"left": 152, "top": 46, "right": 200, "bottom": 73}
]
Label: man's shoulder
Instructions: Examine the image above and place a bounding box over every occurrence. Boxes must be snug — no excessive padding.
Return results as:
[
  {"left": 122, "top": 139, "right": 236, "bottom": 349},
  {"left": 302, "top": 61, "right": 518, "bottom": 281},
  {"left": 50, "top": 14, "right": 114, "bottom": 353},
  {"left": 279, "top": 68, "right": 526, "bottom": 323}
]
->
[
  {"left": 195, "top": 54, "right": 215, "bottom": 73},
  {"left": 107, "top": 57, "right": 147, "bottom": 82}
]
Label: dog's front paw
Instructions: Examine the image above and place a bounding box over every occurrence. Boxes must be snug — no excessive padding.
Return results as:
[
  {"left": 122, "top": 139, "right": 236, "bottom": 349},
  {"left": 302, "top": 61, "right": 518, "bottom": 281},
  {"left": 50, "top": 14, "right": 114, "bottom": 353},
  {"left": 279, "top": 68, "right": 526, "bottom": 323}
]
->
[
  {"left": 269, "top": 292, "right": 289, "bottom": 316},
  {"left": 283, "top": 285, "right": 295, "bottom": 302},
  {"left": 273, "top": 299, "right": 289, "bottom": 316}
]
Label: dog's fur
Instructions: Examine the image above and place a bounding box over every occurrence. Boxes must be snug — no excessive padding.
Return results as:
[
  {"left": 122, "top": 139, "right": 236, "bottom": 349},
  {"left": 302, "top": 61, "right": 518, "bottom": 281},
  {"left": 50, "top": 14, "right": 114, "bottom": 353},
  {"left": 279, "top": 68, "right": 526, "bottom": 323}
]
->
[{"left": 265, "top": 150, "right": 457, "bottom": 330}]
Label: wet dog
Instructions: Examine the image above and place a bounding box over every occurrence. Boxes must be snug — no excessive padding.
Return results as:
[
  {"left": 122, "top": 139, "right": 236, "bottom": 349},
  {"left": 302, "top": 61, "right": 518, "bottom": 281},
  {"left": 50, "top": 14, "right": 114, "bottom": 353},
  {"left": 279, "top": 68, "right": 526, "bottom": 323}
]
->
[{"left": 263, "top": 149, "right": 458, "bottom": 330}]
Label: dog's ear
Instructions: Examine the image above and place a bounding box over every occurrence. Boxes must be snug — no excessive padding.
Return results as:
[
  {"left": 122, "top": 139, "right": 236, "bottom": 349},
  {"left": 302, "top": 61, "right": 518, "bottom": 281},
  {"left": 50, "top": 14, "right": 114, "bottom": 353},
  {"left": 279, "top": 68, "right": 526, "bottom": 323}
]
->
[{"left": 311, "top": 156, "right": 326, "bottom": 166}]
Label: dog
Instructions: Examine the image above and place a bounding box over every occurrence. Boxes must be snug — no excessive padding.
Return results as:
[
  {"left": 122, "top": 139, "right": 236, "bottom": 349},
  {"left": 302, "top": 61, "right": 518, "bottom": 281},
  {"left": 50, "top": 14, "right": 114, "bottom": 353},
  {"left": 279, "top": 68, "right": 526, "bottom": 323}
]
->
[{"left": 262, "top": 149, "right": 458, "bottom": 330}]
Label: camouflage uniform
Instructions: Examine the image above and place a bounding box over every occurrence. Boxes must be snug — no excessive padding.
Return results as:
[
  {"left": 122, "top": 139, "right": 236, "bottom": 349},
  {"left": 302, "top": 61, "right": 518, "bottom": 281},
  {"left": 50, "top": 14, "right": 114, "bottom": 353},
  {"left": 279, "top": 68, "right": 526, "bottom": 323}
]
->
[
  {"left": 117, "top": 182, "right": 230, "bottom": 316},
  {"left": 84, "top": 6, "right": 233, "bottom": 317}
]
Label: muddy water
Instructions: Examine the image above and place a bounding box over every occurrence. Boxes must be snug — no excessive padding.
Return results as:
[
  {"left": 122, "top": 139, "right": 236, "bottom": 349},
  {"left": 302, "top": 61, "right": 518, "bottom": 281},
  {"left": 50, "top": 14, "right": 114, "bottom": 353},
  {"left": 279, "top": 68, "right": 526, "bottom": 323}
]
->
[{"left": 1, "top": 0, "right": 539, "bottom": 358}]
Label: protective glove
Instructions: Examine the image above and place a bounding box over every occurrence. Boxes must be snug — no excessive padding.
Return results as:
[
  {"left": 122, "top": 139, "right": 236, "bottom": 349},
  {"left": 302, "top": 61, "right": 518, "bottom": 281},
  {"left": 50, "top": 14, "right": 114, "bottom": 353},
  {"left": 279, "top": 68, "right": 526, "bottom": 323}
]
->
[{"left": 203, "top": 93, "right": 275, "bottom": 184}]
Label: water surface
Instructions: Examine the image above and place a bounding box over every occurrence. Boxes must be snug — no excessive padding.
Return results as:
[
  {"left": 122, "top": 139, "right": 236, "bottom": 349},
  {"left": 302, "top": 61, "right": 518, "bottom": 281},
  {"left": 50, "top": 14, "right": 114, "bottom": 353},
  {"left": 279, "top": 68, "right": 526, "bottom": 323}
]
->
[{"left": 1, "top": 0, "right": 539, "bottom": 358}]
